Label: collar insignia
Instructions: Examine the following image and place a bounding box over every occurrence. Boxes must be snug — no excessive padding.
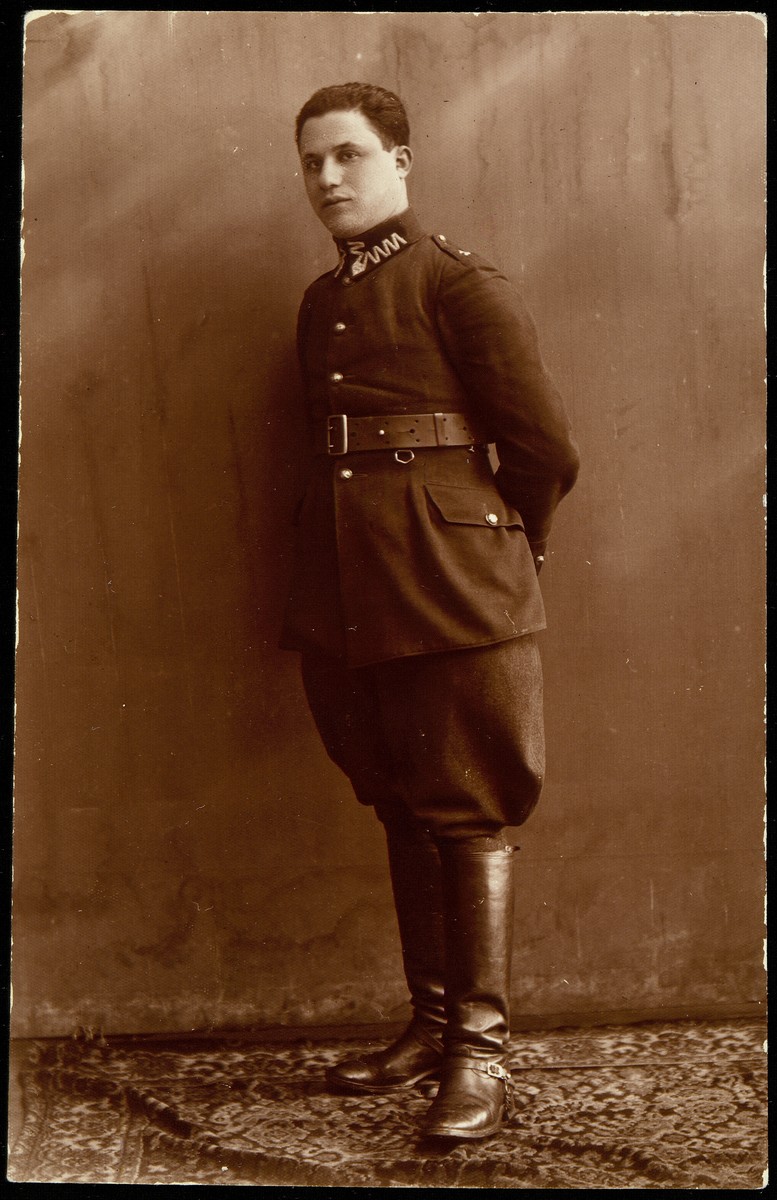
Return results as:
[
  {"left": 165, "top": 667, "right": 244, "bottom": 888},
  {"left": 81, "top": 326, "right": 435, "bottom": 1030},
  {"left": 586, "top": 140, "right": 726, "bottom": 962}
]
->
[
  {"left": 342, "top": 231, "right": 408, "bottom": 279},
  {"left": 333, "top": 210, "right": 422, "bottom": 281}
]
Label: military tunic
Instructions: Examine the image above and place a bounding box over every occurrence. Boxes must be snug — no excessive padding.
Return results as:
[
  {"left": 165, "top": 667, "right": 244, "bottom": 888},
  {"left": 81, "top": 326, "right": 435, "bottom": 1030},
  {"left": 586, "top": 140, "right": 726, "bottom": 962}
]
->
[{"left": 281, "top": 209, "right": 579, "bottom": 669}]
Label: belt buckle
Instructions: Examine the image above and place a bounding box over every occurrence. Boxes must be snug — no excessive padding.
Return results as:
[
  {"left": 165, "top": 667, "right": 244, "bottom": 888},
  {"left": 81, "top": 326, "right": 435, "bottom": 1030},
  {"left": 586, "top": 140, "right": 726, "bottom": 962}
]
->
[{"left": 327, "top": 413, "right": 348, "bottom": 456}]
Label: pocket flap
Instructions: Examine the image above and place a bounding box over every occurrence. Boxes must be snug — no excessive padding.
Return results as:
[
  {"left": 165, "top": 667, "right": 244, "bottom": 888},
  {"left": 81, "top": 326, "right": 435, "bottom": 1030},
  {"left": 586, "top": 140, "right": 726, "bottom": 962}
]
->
[{"left": 424, "top": 484, "right": 524, "bottom": 529}]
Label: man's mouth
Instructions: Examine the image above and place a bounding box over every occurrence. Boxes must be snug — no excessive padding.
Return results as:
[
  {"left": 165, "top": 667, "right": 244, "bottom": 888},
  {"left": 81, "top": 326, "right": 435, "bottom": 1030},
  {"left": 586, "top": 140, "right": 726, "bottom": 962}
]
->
[{"left": 322, "top": 197, "right": 350, "bottom": 208}]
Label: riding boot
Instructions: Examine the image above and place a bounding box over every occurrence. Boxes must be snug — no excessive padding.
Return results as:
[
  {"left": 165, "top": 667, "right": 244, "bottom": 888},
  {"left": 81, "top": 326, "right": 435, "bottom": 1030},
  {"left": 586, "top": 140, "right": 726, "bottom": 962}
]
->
[
  {"left": 422, "top": 843, "right": 516, "bottom": 1139},
  {"left": 326, "top": 820, "right": 446, "bottom": 1092}
]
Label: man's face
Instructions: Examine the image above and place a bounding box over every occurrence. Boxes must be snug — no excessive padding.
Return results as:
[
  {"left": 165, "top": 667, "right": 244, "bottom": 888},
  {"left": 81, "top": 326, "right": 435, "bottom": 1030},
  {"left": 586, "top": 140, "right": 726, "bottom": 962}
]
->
[{"left": 298, "top": 109, "right": 412, "bottom": 239}]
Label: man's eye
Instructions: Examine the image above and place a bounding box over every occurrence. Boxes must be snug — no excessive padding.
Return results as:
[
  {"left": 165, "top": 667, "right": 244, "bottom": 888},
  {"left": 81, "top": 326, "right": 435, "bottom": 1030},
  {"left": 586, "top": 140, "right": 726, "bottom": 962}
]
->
[
  {"left": 303, "top": 160, "right": 320, "bottom": 172},
  {"left": 339, "top": 151, "right": 358, "bottom": 162}
]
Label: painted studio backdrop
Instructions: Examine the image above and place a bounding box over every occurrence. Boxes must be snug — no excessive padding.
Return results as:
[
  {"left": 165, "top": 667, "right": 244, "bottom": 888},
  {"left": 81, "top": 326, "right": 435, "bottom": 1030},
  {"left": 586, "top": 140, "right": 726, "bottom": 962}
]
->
[{"left": 14, "top": 11, "right": 765, "bottom": 1037}]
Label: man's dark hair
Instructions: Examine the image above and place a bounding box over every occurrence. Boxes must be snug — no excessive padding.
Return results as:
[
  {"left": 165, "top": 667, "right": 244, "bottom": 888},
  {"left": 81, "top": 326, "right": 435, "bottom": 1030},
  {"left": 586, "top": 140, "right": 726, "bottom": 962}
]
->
[{"left": 295, "top": 82, "right": 410, "bottom": 150}]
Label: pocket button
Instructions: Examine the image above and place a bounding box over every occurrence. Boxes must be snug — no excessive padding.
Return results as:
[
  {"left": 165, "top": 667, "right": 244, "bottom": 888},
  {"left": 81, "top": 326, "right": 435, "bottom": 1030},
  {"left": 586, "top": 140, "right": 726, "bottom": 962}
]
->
[{"left": 486, "top": 512, "right": 499, "bottom": 525}]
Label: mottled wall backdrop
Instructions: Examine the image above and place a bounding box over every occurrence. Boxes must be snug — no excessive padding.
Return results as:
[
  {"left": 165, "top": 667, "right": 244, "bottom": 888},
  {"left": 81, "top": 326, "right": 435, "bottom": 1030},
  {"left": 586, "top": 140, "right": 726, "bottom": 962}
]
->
[{"left": 15, "top": 11, "right": 765, "bottom": 1036}]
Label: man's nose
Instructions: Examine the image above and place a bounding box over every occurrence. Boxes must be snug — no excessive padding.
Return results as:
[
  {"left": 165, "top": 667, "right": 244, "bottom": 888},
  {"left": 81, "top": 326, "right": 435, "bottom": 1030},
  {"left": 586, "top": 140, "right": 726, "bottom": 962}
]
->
[{"left": 318, "top": 156, "right": 343, "bottom": 189}]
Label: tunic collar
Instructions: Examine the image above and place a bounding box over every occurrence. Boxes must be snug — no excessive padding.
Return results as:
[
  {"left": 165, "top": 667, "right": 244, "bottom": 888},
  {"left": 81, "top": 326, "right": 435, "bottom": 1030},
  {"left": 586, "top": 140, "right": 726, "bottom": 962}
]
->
[{"left": 333, "top": 208, "right": 424, "bottom": 280}]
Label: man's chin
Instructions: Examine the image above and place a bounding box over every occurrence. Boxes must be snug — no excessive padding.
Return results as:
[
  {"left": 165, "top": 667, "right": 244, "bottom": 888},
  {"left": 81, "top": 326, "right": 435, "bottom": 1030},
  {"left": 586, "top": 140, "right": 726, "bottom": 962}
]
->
[{"left": 319, "top": 205, "right": 362, "bottom": 237}]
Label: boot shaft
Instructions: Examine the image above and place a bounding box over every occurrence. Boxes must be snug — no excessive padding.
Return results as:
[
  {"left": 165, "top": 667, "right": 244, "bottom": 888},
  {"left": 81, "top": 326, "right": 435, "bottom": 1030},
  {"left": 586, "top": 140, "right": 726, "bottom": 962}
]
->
[
  {"left": 384, "top": 822, "right": 446, "bottom": 1035},
  {"left": 438, "top": 844, "right": 516, "bottom": 1057}
]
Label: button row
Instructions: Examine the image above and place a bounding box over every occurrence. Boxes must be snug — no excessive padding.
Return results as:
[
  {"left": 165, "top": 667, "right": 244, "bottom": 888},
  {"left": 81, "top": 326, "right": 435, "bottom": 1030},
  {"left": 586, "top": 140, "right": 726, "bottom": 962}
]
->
[{"left": 330, "top": 317, "right": 347, "bottom": 382}]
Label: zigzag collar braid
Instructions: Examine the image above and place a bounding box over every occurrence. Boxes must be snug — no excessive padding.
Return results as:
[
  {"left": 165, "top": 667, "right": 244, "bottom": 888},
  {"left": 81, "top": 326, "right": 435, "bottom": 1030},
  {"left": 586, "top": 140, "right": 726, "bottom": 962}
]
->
[{"left": 334, "top": 209, "right": 424, "bottom": 282}]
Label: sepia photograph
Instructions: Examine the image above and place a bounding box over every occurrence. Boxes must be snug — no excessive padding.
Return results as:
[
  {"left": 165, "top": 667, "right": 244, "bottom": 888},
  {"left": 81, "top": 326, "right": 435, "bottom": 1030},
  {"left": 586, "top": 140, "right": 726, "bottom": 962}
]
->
[{"left": 7, "top": 8, "right": 767, "bottom": 1187}]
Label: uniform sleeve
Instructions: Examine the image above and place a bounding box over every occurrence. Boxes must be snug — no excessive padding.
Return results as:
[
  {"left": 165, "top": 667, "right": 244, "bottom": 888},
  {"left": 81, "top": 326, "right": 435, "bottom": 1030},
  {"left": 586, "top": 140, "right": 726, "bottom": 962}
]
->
[{"left": 435, "top": 252, "right": 580, "bottom": 558}]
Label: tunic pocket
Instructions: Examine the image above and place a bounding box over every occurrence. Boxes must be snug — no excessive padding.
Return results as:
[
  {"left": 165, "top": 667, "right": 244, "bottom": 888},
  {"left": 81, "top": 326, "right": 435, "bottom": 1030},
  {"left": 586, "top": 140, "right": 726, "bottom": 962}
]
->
[{"left": 423, "top": 483, "right": 525, "bottom": 530}]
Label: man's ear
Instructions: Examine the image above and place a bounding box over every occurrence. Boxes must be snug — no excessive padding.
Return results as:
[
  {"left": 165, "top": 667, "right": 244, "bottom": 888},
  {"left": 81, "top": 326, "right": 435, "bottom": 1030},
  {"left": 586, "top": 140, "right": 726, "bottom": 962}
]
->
[{"left": 394, "top": 145, "right": 413, "bottom": 178}]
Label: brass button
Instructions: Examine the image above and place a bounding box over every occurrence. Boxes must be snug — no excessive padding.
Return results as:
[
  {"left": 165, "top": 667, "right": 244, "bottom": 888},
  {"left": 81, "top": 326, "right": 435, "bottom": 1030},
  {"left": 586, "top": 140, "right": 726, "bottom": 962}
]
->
[
  {"left": 330, "top": 372, "right": 343, "bottom": 383},
  {"left": 339, "top": 468, "right": 353, "bottom": 480},
  {"left": 343, "top": 277, "right": 352, "bottom": 286},
  {"left": 334, "top": 322, "right": 346, "bottom": 333},
  {"left": 486, "top": 512, "right": 499, "bottom": 525}
]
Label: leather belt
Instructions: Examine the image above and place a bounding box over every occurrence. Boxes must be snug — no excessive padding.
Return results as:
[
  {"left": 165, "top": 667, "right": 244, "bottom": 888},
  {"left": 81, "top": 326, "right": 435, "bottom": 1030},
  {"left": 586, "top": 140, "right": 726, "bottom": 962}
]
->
[{"left": 316, "top": 411, "right": 488, "bottom": 456}]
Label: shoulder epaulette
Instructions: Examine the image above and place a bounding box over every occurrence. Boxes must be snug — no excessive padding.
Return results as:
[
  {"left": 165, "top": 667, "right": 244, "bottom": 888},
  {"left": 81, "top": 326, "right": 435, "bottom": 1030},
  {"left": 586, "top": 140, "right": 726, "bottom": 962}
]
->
[{"left": 432, "top": 233, "right": 476, "bottom": 262}]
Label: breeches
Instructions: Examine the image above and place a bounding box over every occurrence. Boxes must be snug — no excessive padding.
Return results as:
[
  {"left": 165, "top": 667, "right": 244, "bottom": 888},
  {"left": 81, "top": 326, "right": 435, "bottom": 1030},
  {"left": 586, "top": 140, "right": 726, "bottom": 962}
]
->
[{"left": 300, "top": 635, "right": 545, "bottom": 840}]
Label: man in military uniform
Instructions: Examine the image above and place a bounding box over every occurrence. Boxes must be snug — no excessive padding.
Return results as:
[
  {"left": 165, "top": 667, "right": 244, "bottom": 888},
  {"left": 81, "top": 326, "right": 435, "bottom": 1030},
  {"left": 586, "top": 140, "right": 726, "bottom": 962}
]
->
[{"left": 281, "top": 83, "right": 579, "bottom": 1141}]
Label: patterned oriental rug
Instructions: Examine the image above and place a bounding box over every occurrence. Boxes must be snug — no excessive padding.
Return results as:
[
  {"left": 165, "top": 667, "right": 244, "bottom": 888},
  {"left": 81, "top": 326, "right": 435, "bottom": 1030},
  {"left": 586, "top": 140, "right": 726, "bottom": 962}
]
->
[{"left": 9, "top": 1018, "right": 767, "bottom": 1188}]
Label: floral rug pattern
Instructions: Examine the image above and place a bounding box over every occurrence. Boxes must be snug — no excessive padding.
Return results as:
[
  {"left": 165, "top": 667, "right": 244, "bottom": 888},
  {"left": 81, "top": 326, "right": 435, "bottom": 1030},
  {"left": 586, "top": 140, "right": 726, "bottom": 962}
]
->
[{"left": 9, "top": 1018, "right": 767, "bottom": 1188}]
